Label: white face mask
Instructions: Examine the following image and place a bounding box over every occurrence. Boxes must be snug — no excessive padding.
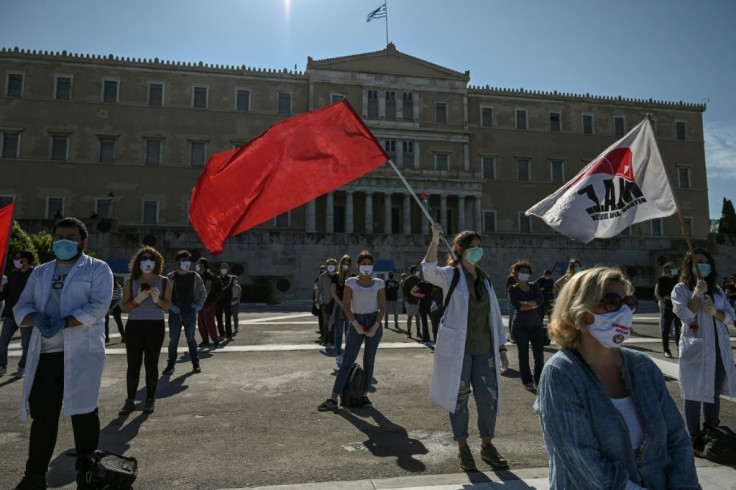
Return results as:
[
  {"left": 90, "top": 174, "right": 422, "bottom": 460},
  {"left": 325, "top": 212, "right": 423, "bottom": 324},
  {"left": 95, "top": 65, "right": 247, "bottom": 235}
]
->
[
  {"left": 179, "top": 261, "right": 191, "bottom": 270},
  {"left": 414, "top": 272, "right": 420, "bottom": 277},
  {"left": 586, "top": 307, "right": 633, "bottom": 349},
  {"left": 327, "top": 265, "right": 336, "bottom": 273},
  {"left": 518, "top": 272, "right": 530, "bottom": 282},
  {"left": 195, "top": 264, "right": 202, "bottom": 272},
  {"left": 13, "top": 259, "right": 24, "bottom": 269},
  {"left": 359, "top": 265, "right": 373, "bottom": 276},
  {"left": 342, "top": 264, "right": 350, "bottom": 271},
  {"left": 220, "top": 268, "right": 228, "bottom": 276},
  {"left": 141, "top": 260, "right": 155, "bottom": 273}
]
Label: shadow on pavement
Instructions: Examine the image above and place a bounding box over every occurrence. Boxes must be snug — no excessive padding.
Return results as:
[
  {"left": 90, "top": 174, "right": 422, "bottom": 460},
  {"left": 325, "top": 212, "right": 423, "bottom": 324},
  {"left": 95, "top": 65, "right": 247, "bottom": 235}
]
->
[{"left": 338, "top": 407, "right": 428, "bottom": 472}]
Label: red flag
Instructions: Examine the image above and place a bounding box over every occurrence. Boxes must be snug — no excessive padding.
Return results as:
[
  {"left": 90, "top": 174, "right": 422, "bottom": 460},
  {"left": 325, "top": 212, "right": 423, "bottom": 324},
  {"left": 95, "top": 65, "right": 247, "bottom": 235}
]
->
[
  {"left": 189, "top": 99, "right": 388, "bottom": 254},
  {"left": 0, "top": 203, "right": 14, "bottom": 271}
]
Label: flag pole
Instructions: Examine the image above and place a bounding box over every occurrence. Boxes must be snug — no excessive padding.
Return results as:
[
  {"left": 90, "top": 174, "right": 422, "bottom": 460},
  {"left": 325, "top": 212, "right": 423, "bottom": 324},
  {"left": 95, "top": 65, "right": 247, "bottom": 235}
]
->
[
  {"left": 385, "top": 159, "right": 458, "bottom": 261},
  {"left": 645, "top": 114, "right": 700, "bottom": 278},
  {"left": 384, "top": 1, "right": 389, "bottom": 46},
  {"left": 0, "top": 203, "right": 15, "bottom": 275}
]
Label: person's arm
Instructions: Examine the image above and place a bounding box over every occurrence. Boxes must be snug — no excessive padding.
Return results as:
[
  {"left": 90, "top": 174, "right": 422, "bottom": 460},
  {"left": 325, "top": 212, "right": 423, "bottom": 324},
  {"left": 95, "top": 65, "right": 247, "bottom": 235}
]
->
[
  {"left": 204, "top": 278, "right": 212, "bottom": 297},
  {"left": 509, "top": 287, "right": 535, "bottom": 311},
  {"left": 151, "top": 277, "right": 172, "bottom": 311},
  {"left": 14, "top": 268, "right": 39, "bottom": 327},
  {"left": 410, "top": 284, "right": 425, "bottom": 299},
  {"left": 671, "top": 282, "right": 698, "bottom": 326},
  {"left": 330, "top": 281, "right": 343, "bottom": 308},
  {"left": 553, "top": 276, "right": 565, "bottom": 293},
  {"left": 193, "top": 274, "right": 207, "bottom": 309},
  {"left": 375, "top": 286, "right": 386, "bottom": 325},
  {"left": 342, "top": 283, "right": 355, "bottom": 324}
]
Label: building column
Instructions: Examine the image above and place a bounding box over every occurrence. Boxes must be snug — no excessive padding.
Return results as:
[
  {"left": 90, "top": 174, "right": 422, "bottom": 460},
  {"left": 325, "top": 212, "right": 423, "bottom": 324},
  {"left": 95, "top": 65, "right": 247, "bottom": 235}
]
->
[
  {"left": 306, "top": 199, "right": 316, "bottom": 232},
  {"left": 458, "top": 195, "right": 466, "bottom": 230},
  {"left": 440, "top": 194, "right": 448, "bottom": 231},
  {"left": 403, "top": 194, "right": 412, "bottom": 235},
  {"left": 326, "top": 191, "right": 334, "bottom": 234},
  {"left": 345, "top": 191, "right": 354, "bottom": 234},
  {"left": 474, "top": 195, "right": 482, "bottom": 232},
  {"left": 384, "top": 192, "right": 392, "bottom": 234},
  {"left": 365, "top": 192, "right": 373, "bottom": 233}
]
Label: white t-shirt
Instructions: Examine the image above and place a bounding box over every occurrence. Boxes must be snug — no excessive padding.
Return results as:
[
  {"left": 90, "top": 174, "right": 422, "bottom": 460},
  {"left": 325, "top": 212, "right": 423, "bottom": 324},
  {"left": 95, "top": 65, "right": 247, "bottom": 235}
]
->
[
  {"left": 610, "top": 395, "right": 644, "bottom": 451},
  {"left": 345, "top": 277, "right": 384, "bottom": 314}
]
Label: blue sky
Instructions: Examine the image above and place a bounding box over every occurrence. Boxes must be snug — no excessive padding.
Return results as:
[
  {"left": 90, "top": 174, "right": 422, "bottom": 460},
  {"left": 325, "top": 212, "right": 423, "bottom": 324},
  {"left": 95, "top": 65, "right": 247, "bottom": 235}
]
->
[{"left": 2, "top": 0, "right": 734, "bottom": 219}]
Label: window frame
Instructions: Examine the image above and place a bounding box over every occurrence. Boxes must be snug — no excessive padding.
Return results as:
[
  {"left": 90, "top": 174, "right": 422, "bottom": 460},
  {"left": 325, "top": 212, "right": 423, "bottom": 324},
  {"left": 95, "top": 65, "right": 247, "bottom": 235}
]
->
[
  {"left": 677, "top": 166, "right": 691, "bottom": 189},
  {"left": 483, "top": 210, "right": 497, "bottom": 233},
  {"left": 273, "top": 211, "right": 291, "bottom": 228},
  {"left": 549, "top": 111, "right": 562, "bottom": 132},
  {"left": 481, "top": 156, "right": 496, "bottom": 180},
  {"left": 98, "top": 136, "right": 116, "bottom": 163},
  {"left": 650, "top": 218, "right": 663, "bottom": 237},
  {"left": 434, "top": 152, "right": 450, "bottom": 171},
  {"left": 401, "top": 140, "right": 414, "bottom": 168},
  {"left": 148, "top": 81, "right": 165, "bottom": 107},
  {"left": 144, "top": 139, "right": 163, "bottom": 166},
  {"left": 517, "top": 158, "right": 531, "bottom": 181},
  {"left": 1, "top": 131, "right": 20, "bottom": 158},
  {"left": 549, "top": 160, "right": 565, "bottom": 183},
  {"left": 277, "top": 90, "right": 292, "bottom": 115},
  {"left": 682, "top": 217, "right": 693, "bottom": 237},
  {"left": 402, "top": 91, "right": 413, "bottom": 120},
  {"left": 0, "top": 195, "right": 15, "bottom": 208},
  {"left": 46, "top": 196, "right": 65, "bottom": 219},
  {"left": 582, "top": 113, "right": 595, "bottom": 134},
  {"left": 518, "top": 212, "right": 532, "bottom": 233},
  {"left": 141, "top": 200, "right": 160, "bottom": 224},
  {"left": 189, "top": 141, "right": 207, "bottom": 167},
  {"left": 480, "top": 106, "right": 493, "bottom": 128},
  {"left": 101, "top": 77, "right": 119, "bottom": 103},
  {"left": 367, "top": 89, "right": 379, "bottom": 118},
  {"left": 235, "top": 87, "right": 251, "bottom": 111},
  {"left": 50, "top": 134, "right": 69, "bottom": 161},
  {"left": 613, "top": 116, "right": 626, "bottom": 137},
  {"left": 385, "top": 90, "right": 397, "bottom": 120},
  {"left": 330, "top": 93, "right": 345, "bottom": 104},
  {"left": 95, "top": 197, "right": 113, "bottom": 219},
  {"left": 515, "top": 109, "right": 528, "bottom": 130},
  {"left": 6, "top": 72, "right": 24, "bottom": 97},
  {"left": 435, "top": 102, "right": 447, "bottom": 124},
  {"left": 384, "top": 139, "right": 396, "bottom": 163},
  {"left": 675, "top": 121, "right": 686, "bottom": 141},
  {"left": 192, "top": 85, "right": 209, "bottom": 109},
  {"left": 54, "top": 74, "right": 73, "bottom": 100}
]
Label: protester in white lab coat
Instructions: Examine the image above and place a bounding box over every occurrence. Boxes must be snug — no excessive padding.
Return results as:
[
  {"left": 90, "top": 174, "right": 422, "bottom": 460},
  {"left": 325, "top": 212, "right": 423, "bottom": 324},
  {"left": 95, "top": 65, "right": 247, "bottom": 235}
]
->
[
  {"left": 13, "top": 217, "right": 113, "bottom": 490},
  {"left": 672, "top": 248, "right": 736, "bottom": 441},
  {"left": 421, "top": 224, "right": 509, "bottom": 473}
]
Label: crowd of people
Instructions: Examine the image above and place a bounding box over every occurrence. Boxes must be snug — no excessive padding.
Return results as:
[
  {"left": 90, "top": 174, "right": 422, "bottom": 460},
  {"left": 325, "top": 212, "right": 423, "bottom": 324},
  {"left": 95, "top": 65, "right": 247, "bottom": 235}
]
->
[{"left": 3, "top": 215, "right": 736, "bottom": 489}]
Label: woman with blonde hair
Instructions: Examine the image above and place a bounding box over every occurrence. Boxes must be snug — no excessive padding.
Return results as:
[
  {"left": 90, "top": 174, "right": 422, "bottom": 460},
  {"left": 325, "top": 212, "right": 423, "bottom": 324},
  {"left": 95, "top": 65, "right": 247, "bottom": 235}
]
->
[
  {"left": 536, "top": 267, "right": 699, "bottom": 488},
  {"left": 118, "top": 247, "right": 171, "bottom": 415}
]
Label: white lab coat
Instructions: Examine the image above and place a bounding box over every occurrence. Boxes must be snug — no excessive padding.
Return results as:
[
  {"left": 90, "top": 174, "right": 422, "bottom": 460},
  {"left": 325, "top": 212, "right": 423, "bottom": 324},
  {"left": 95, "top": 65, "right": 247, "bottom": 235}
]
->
[
  {"left": 14, "top": 254, "right": 113, "bottom": 421},
  {"left": 671, "top": 283, "right": 736, "bottom": 403},
  {"left": 422, "top": 260, "right": 507, "bottom": 413}
]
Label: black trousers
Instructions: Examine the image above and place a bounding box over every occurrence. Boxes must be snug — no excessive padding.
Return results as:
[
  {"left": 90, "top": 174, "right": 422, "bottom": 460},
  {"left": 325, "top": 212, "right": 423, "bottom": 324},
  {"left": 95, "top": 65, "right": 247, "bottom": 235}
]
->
[
  {"left": 26, "top": 352, "right": 100, "bottom": 477},
  {"left": 124, "top": 320, "right": 166, "bottom": 399},
  {"left": 105, "top": 303, "right": 125, "bottom": 340},
  {"left": 215, "top": 301, "right": 232, "bottom": 338}
]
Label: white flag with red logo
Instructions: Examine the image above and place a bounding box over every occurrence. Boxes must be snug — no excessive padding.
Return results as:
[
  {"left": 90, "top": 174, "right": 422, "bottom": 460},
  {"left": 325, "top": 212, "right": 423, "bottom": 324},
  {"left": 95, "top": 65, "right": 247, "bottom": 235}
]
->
[{"left": 526, "top": 118, "right": 677, "bottom": 243}]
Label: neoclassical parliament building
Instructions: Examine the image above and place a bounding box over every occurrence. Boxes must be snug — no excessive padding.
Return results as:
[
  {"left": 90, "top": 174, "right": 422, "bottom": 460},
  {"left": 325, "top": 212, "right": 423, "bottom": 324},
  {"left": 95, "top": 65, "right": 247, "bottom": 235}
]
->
[{"left": 0, "top": 44, "right": 711, "bottom": 299}]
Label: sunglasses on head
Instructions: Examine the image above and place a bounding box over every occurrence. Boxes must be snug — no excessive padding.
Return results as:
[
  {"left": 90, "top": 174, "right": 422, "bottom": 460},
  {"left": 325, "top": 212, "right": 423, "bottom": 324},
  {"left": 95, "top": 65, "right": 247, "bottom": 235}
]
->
[{"left": 600, "top": 293, "right": 638, "bottom": 313}]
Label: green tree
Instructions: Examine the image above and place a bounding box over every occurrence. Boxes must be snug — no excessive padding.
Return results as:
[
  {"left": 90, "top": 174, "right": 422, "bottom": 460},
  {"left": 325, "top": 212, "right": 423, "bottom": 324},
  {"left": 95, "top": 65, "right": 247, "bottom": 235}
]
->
[
  {"left": 29, "top": 230, "right": 55, "bottom": 264},
  {"left": 720, "top": 198, "right": 736, "bottom": 234}
]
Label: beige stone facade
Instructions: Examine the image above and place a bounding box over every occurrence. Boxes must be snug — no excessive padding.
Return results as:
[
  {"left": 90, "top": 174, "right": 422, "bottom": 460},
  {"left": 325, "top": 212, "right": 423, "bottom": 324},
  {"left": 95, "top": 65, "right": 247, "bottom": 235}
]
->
[{"left": 0, "top": 44, "right": 712, "bottom": 299}]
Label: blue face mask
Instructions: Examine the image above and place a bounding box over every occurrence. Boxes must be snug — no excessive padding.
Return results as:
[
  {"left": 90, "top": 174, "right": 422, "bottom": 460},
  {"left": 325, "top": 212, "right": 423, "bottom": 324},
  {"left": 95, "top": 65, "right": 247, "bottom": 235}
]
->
[
  {"left": 692, "top": 263, "right": 711, "bottom": 278},
  {"left": 52, "top": 239, "right": 80, "bottom": 261},
  {"left": 465, "top": 247, "right": 483, "bottom": 265},
  {"left": 670, "top": 267, "right": 678, "bottom": 276}
]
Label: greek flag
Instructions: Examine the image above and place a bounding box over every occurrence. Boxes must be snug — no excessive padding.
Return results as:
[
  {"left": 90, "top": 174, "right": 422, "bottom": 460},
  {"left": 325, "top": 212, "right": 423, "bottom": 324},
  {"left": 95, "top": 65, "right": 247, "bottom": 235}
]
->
[{"left": 367, "top": 3, "right": 387, "bottom": 22}]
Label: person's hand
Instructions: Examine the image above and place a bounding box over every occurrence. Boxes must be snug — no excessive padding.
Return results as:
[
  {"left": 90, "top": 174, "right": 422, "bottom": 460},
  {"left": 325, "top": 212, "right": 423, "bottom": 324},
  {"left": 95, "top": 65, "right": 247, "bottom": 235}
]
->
[
  {"left": 134, "top": 288, "right": 150, "bottom": 304},
  {"left": 499, "top": 350, "right": 509, "bottom": 373},
  {"left": 431, "top": 223, "right": 443, "bottom": 242},
  {"left": 693, "top": 279, "right": 708, "bottom": 298},
  {"left": 169, "top": 304, "right": 180, "bottom": 315},
  {"left": 351, "top": 320, "right": 365, "bottom": 335},
  {"left": 703, "top": 296, "right": 717, "bottom": 317},
  {"left": 150, "top": 287, "right": 161, "bottom": 304},
  {"left": 191, "top": 302, "right": 202, "bottom": 312},
  {"left": 32, "top": 313, "right": 51, "bottom": 330},
  {"left": 315, "top": 303, "right": 320, "bottom": 310},
  {"left": 365, "top": 322, "right": 380, "bottom": 338},
  {"left": 34, "top": 314, "right": 65, "bottom": 338}
]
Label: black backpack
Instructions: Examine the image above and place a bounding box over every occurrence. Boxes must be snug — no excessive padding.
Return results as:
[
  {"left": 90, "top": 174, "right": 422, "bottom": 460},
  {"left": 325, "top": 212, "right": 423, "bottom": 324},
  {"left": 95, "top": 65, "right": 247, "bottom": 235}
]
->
[
  {"left": 92, "top": 450, "right": 138, "bottom": 489},
  {"left": 694, "top": 422, "right": 736, "bottom": 465},
  {"left": 340, "top": 363, "right": 366, "bottom": 407}
]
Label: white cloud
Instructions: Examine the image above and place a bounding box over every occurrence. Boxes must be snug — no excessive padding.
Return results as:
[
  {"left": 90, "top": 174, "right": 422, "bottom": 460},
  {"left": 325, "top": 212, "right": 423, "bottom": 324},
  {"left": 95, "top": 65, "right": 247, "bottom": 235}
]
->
[{"left": 705, "top": 121, "right": 736, "bottom": 180}]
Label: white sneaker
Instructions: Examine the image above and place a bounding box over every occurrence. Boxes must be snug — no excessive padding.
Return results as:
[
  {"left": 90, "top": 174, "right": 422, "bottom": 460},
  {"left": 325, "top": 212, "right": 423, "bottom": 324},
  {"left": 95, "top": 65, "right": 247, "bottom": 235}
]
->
[
  {"left": 14, "top": 368, "right": 25, "bottom": 378},
  {"left": 0, "top": 366, "right": 6, "bottom": 376},
  {"left": 336, "top": 354, "right": 343, "bottom": 367}
]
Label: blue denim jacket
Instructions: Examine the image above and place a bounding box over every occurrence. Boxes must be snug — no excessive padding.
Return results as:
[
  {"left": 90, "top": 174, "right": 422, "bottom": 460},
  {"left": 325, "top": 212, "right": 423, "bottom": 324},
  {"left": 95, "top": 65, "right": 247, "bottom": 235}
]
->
[{"left": 535, "top": 348, "right": 700, "bottom": 489}]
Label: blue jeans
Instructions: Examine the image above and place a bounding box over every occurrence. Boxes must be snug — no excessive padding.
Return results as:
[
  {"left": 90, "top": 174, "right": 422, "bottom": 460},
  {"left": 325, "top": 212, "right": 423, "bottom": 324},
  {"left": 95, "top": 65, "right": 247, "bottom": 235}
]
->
[
  {"left": 168, "top": 310, "right": 199, "bottom": 364},
  {"left": 0, "top": 316, "right": 32, "bottom": 369},
  {"left": 514, "top": 324, "right": 545, "bottom": 386},
  {"left": 332, "top": 312, "right": 383, "bottom": 395},
  {"left": 684, "top": 326, "right": 726, "bottom": 438},
  {"left": 386, "top": 300, "right": 400, "bottom": 326},
  {"left": 449, "top": 351, "right": 499, "bottom": 441},
  {"left": 332, "top": 305, "right": 348, "bottom": 356}
]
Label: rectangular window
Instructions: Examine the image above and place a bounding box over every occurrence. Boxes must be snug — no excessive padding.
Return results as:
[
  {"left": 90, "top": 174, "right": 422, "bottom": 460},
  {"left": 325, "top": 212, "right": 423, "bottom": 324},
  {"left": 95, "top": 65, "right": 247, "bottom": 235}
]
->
[
  {"left": 103, "top": 79, "right": 118, "bottom": 103},
  {"left": 384, "top": 140, "right": 396, "bottom": 163},
  {"left": 277, "top": 91, "right": 291, "bottom": 115},
  {"left": 550, "top": 160, "right": 564, "bottom": 183},
  {"left": 549, "top": 112, "right": 561, "bottom": 132},
  {"left": 435, "top": 103, "right": 447, "bottom": 124},
  {"left": 517, "top": 158, "right": 530, "bottom": 181},
  {"left": 518, "top": 213, "right": 532, "bottom": 233},
  {"left": 516, "top": 110, "right": 528, "bottom": 130},
  {"left": 142, "top": 200, "right": 159, "bottom": 224},
  {"left": 95, "top": 198, "right": 112, "bottom": 219},
  {"left": 435, "top": 153, "right": 449, "bottom": 171},
  {"left": 330, "top": 94, "right": 344, "bottom": 104},
  {"left": 148, "top": 82, "right": 164, "bottom": 106},
  {"left": 367, "top": 89, "right": 379, "bottom": 118},
  {"left": 233, "top": 89, "right": 250, "bottom": 111},
  {"left": 55, "top": 76, "right": 71, "bottom": 100},
  {"left": 614, "top": 116, "right": 625, "bottom": 137},
  {"left": 190, "top": 142, "right": 206, "bottom": 167},
  {"left": 619, "top": 225, "right": 632, "bottom": 236},
  {"left": 385, "top": 91, "right": 396, "bottom": 120},
  {"left": 481, "top": 107, "right": 493, "bottom": 128},
  {"left": 1, "top": 132, "right": 19, "bottom": 158},
  {"left": 402, "top": 141, "right": 414, "bottom": 167},
  {"left": 678, "top": 166, "right": 691, "bottom": 188},
  {"left": 402, "top": 92, "right": 413, "bottom": 119},
  {"left": 145, "top": 139, "right": 162, "bottom": 165},
  {"left": 676, "top": 121, "right": 686, "bottom": 141},
  {"left": 50, "top": 135, "right": 68, "bottom": 161},
  {"left": 46, "top": 197, "right": 64, "bottom": 219},
  {"left": 582, "top": 114, "right": 594, "bottom": 134},
  {"left": 98, "top": 137, "right": 116, "bottom": 163},
  {"left": 274, "top": 211, "right": 290, "bottom": 228},
  {"left": 482, "top": 157, "right": 495, "bottom": 179},
  {"left": 7, "top": 73, "right": 23, "bottom": 97},
  {"left": 192, "top": 86, "right": 207, "bottom": 108},
  {"left": 651, "top": 218, "right": 663, "bottom": 237},
  {"left": 483, "top": 211, "right": 497, "bottom": 233}
]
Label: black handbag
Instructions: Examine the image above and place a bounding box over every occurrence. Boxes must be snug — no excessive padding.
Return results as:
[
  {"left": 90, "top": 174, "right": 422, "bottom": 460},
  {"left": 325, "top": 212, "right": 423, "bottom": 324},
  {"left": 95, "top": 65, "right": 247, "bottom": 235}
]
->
[{"left": 92, "top": 450, "right": 138, "bottom": 489}]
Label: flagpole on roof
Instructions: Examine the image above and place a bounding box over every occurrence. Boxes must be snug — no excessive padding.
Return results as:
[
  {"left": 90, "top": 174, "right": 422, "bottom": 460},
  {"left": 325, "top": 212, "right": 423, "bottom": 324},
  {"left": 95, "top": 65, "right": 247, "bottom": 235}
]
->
[
  {"left": 385, "top": 159, "right": 458, "bottom": 261},
  {"left": 384, "top": 1, "right": 389, "bottom": 46}
]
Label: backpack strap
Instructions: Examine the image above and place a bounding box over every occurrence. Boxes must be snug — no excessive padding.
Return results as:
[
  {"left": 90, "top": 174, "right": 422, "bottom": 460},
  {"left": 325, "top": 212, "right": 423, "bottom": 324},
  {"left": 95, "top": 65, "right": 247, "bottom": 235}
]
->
[{"left": 443, "top": 267, "right": 460, "bottom": 310}]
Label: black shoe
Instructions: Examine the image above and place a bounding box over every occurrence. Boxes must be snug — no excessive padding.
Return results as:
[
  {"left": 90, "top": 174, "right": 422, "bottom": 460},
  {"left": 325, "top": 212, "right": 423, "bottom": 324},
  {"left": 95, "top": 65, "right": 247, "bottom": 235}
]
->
[
  {"left": 143, "top": 398, "right": 155, "bottom": 414},
  {"left": 227, "top": 336, "right": 233, "bottom": 342},
  {"left": 458, "top": 445, "right": 477, "bottom": 472},
  {"left": 480, "top": 443, "right": 509, "bottom": 470},
  {"left": 214, "top": 341, "right": 220, "bottom": 348},
  {"left": 118, "top": 398, "right": 135, "bottom": 416},
  {"left": 198, "top": 341, "right": 209, "bottom": 348},
  {"left": 318, "top": 398, "right": 338, "bottom": 411},
  {"left": 162, "top": 363, "right": 175, "bottom": 375},
  {"left": 76, "top": 456, "right": 96, "bottom": 489},
  {"left": 361, "top": 395, "right": 372, "bottom": 407},
  {"left": 664, "top": 350, "right": 673, "bottom": 358},
  {"left": 192, "top": 363, "right": 201, "bottom": 373},
  {"left": 14, "top": 474, "right": 47, "bottom": 490}
]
